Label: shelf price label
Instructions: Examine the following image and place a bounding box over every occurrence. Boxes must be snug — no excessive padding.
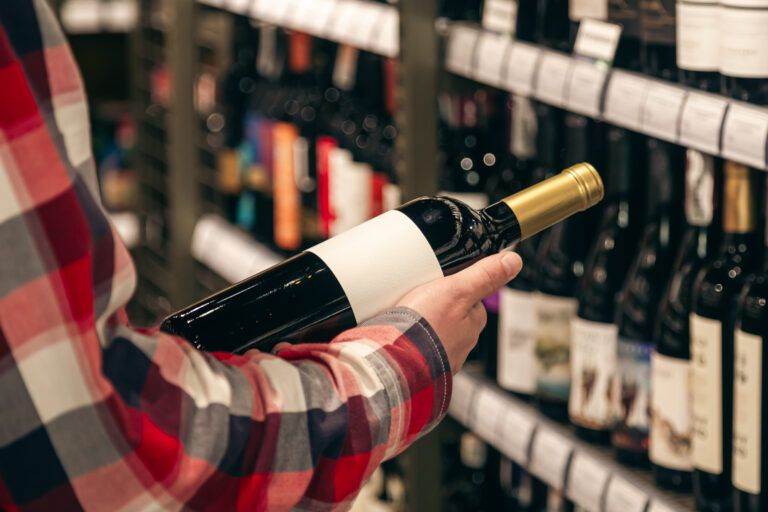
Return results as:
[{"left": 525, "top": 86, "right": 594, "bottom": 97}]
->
[
  {"left": 445, "top": 25, "right": 481, "bottom": 77},
  {"left": 679, "top": 92, "right": 729, "bottom": 154},
  {"left": 294, "top": 0, "right": 337, "bottom": 35},
  {"left": 722, "top": 102, "right": 768, "bottom": 170},
  {"left": 481, "top": 0, "right": 517, "bottom": 35},
  {"left": 503, "top": 42, "right": 541, "bottom": 96},
  {"left": 529, "top": 426, "right": 574, "bottom": 489},
  {"left": 227, "top": 0, "right": 251, "bottom": 15},
  {"left": 566, "top": 451, "right": 611, "bottom": 511},
  {"left": 641, "top": 82, "right": 687, "bottom": 142},
  {"left": 370, "top": 6, "right": 399, "bottom": 57},
  {"left": 603, "top": 70, "right": 650, "bottom": 131},
  {"left": 448, "top": 372, "right": 478, "bottom": 425},
  {"left": 261, "top": 0, "right": 295, "bottom": 24},
  {"left": 534, "top": 51, "right": 573, "bottom": 107},
  {"left": 474, "top": 32, "right": 512, "bottom": 87},
  {"left": 565, "top": 59, "right": 609, "bottom": 117},
  {"left": 496, "top": 401, "right": 537, "bottom": 463},
  {"left": 327, "top": 1, "right": 370, "bottom": 44},
  {"left": 574, "top": 19, "right": 622, "bottom": 63},
  {"left": 604, "top": 477, "right": 649, "bottom": 512},
  {"left": 349, "top": 2, "right": 385, "bottom": 50},
  {"left": 469, "top": 386, "right": 507, "bottom": 444}
]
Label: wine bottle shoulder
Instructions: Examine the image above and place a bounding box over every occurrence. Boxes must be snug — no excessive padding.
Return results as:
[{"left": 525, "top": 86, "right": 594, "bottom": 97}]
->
[
  {"left": 693, "top": 251, "right": 756, "bottom": 317},
  {"left": 737, "top": 273, "right": 768, "bottom": 336}
]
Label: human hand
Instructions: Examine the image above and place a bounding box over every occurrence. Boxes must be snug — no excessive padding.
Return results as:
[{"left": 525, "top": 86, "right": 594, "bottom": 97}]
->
[{"left": 397, "top": 252, "right": 523, "bottom": 373}]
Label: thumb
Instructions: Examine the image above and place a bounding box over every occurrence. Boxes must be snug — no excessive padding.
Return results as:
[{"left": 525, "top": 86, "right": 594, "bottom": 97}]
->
[{"left": 449, "top": 252, "right": 523, "bottom": 305}]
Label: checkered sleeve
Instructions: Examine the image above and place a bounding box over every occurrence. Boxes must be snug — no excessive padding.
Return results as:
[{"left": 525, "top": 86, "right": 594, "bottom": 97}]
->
[{"left": 0, "top": 2, "right": 452, "bottom": 511}]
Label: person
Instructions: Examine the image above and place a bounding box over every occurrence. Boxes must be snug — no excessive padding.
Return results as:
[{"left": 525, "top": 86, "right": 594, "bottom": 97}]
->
[{"left": 0, "top": 1, "right": 523, "bottom": 510}]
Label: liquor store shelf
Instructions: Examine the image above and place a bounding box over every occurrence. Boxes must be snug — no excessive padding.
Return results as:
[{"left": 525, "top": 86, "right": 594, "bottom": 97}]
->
[
  {"left": 449, "top": 369, "right": 694, "bottom": 512},
  {"left": 197, "top": 0, "right": 399, "bottom": 57},
  {"left": 441, "top": 20, "right": 768, "bottom": 173}
]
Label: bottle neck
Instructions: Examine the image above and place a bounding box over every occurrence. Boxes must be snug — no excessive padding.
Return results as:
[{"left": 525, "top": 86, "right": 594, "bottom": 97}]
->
[{"left": 605, "top": 127, "right": 633, "bottom": 199}]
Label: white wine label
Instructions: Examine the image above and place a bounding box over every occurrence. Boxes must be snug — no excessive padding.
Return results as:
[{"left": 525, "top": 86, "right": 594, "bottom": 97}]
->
[
  {"left": 604, "top": 477, "right": 648, "bottom": 512},
  {"left": 573, "top": 19, "right": 622, "bottom": 63},
  {"left": 438, "top": 191, "right": 489, "bottom": 210},
  {"left": 535, "top": 293, "right": 578, "bottom": 403},
  {"left": 569, "top": 318, "right": 619, "bottom": 430},
  {"left": 497, "top": 288, "right": 538, "bottom": 394},
  {"left": 529, "top": 427, "right": 574, "bottom": 489},
  {"left": 679, "top": 92, "right": 729, "bottom": 154},
  {"left": 309, "top": 210, "right": 443, "bottom": 323},
  {"left": 482, "top": 0, "right": 518, "bottom": 35},
  {"left": 683, "top": 149, "right": 715, "bottom": 227},
  {"left": 650, "top": 352, "right": 694, "bottom": 471},
  {"left": 603, "top": 70, "right": 650, "bottom": 132},
  {"left": 497, "top": 402, "right": 537, "bottom": 462},
  {"left": 570, "top": 0, "right": 609, "bottom": 20},
  {"left": 565, "top": 60, "right": 609, "bottom": 117},
  {"left": 641, "top": 82, "right": 687, "bottom": 142},
  {"left": 676, "top": 1, "right": 720, "bottom": 71},
  {"left": 719, "top": 2, "right": 768, "bottom": 78},
  {"left": 446, "top": 25, "right": 480, "bottom": 77},
  {"left": 566, "top": 452, "right": 611, "bottom": 511},
  {"left": 448, "top": 371, "right": 478, "bottom": 424},
  {"left": 474, "top": 32, "right": 513, "bottom": 87},
  {"left": 733, "top": 329, "right": 763, "bottom": 495},
  {"left": 534, "top": 51, "right": 573, "bottom": 107},
  {"left": 504, "top": 42, "right": 542, "bottom": 96},
  {"left": 722, "top": 103, "right": 768, "bottom": 170},
  {"left": 690, "top": 314, "right": 724, "bottom": 474},
  {"left": 613, "top": 337, "right": 653, "bottom": 445}
]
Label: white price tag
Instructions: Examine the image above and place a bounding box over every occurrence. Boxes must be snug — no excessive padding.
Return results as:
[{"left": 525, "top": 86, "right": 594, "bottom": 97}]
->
[
  {"left": 503, "top": 42, "right": 541, "bottom": 96},
  {"left": 534, "top": 51, "right": 573, "bottom": 107},
  {"left": 370, "top": 6, "right": 399, "bottom": 57},
  {"left": 469, "top": 387, "right": 506, "bottom": 444},
  {"left": 260, "top": 0, "right": 293, "bottom": 24},
  {"left": 496, "top": 402, "right": 537, "bottom": 463},
  {"left": 284, "top": 0, "right": 311, "bottom": 29},
  {"left": 529, "top": 427, "right": 573, "bottom": 489},
  {"left": 680, "top": 92, "right": 729, "bottom": 154},
  {"left": 448, "top": 372, "right": 478, "bottom": 425},
  {"left": 574, "top": 19, "right": 621, "bottom": 63},
  {"left": 641, "top": 83, "right": 687, "bottom": 142},
  {"left": 482, "top": 0, "right": 517, "bottom": 35},
  {"left": 227, "top": 0, "right": 251, "bottom": 15},
  {"left": 474, "top": 32, "right": 512, "bottom": 87},
  {"left": 647, "top": 501, "right": 676, "bottom": 512},
  {"left": 566, "top": 452, "right": 611, "bottom": 511},
  {"left": 604, "top": 477, "right": 649, "bottom": 512},
  {"left": 603, "top": 70, "right": 650, "bottom": 131},
  {"left": 722, "top": 102, "right": 768, "bottom": 170},
  {"left": 565, "top": 60, "right": 609, "bottom": 117},
  {"left": 327, "top": 1, "right": 365, "bottom": 43},
  {"left": 348, "top": 2, "right": 384, "bottom": 49},
  {"left": 445, "top": 25, "right": 480, "bottom": 77}
]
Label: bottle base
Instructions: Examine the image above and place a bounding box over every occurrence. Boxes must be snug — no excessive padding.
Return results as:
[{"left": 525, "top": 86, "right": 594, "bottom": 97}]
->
[{"left": 652, "top": 464, "right": 692, "bottom": 492}]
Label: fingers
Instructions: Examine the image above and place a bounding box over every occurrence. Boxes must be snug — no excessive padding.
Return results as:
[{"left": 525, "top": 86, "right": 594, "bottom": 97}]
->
[{"left": 449, "top": 252, "right": 523, "bottom": 305}]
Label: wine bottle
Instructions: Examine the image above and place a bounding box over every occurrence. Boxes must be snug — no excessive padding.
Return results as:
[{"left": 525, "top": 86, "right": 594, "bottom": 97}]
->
[
  {"left": 162, "top": 164, "right": 604, "bottom": 352},
  {"left": 612, "top": 138, "right": 683, "bottom": 466},
  {"left": 499, "top": 457, "right": 548, "bottom": 511},
  {"left": 651, "top": 152, "right": 716, "bottom": 490},
  {"left": 569, "top": 127, "right": 641, "bottom": 443},
  {"left": 691, "top": 164, "right": 760, "bottom": 511}
]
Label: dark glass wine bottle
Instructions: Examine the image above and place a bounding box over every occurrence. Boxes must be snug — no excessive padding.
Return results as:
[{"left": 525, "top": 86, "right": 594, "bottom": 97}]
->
[
  {"left": 650, "top": 152, "right": 716, "bottom": 490},
  {"left": 611, "top": 137, "right": 683, "bottom": 466},
  {"left": 162, "top": 165, "right": 603, "bottom": 353},
  {"left": 569, "top": 126, "right": 642, "bottom": 443},
  {"left": 691, "top": 164, "right": 760, "bottom": 512}
]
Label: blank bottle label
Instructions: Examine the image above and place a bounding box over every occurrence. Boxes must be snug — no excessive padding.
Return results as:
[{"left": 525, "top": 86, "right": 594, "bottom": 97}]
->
[
  {"left": 498, "top": 288, "right": 538, "bottom": 394},
  {"left": 535, "top": 293, "right": 578, "bottom": 403},
  {"left": 719, "top": 1, "right": 768, "bottom": 77},
  {"left": 569, "top": 317, "right": 618, "bottom": 429},
  {"left": 676, "top": 1, "right": 719, "bottom": 71},
  {"left": 650, "top": 352, "right": 694, "bottom": 471},
  {"left": 690, "top": 314, "right": 723, "bottom": 474},
  {"left": 733, "top": 329, "right": 762, "bottom": 495}
]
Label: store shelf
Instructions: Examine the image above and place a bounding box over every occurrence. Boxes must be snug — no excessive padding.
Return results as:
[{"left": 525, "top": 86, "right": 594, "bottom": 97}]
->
[
  {"left": 448, "top": 369, "right": 694, "bottom": 512},
  {"left": 191, "top": 214, "right": 284, "bottom": 284},
  {"left": 197, "top": 0, "right": 399, "bottom": 57},
  {"left": 442, "top": 21, "right": 768, "bottom": 172}
]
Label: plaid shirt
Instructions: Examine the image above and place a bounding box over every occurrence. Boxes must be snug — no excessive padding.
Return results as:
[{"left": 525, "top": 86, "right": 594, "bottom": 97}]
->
[{"left": 0, "top": 2, "right": 452, "bottom": 510}]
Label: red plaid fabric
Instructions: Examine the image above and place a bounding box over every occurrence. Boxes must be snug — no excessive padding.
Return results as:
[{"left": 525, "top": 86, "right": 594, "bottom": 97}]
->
[{"left": 0, "top": 2, "right": 452, "bottom": 510}]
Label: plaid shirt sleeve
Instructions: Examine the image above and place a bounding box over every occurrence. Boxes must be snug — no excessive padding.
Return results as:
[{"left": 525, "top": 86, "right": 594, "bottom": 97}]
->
[{"left": 0, "top": 2, "right": 452, "bottom": 511}]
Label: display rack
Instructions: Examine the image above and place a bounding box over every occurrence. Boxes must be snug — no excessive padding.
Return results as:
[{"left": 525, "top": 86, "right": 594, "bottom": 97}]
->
[{"left": 442, "top": 20, "right": 768, "bottom": 172}]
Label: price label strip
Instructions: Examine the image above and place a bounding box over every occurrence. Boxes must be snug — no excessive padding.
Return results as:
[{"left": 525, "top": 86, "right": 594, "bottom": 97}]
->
[
  {"left": 227, "top": 0, "right": 251, "bottom": 15},
  {"left": 445, "top": 25, "right": 481, "bottom": 77},
  {"left": 565, "top": 59, "right": 609, "bottom": 117},
  {"left": 481, "top": 0, "right": 517, "bottom": 35},
  {"left": 447, "top": 372, "right": 478, "bottom": 425},
  {"left": 679, "top": 92, "right": 729, "bottom": 155},
  {"left": 503, "top": 42, "right": 541, "bottom": 96},
  {"left": 474, "top": 32, "right": 512, "bottom": 87},
  {"left": 722, "top": 102, "right": 768, "bottom": 170},
  {"left": 534, "top": 51, "right": 574, "bottom": 107},
  {"left": 345, "top": 1, "right": 384, "bottom": 50},
  {"left": 296, "top": 0, "right": 337, "bottom": 35},
  {"left": 528, "top": 427, "right": 574, "bottom": 489},
  {"left": 326, "top": 1, "right": 368, "bottom": 45},
  {"left": 469, "top": 386, "right": 507, "bottom": 445},
  {"left": 496, "top": 402, "right": 537, "bottom": 463},
  {"left": 566, "top": 451, "right": 611, "bottom": 511},
  {"left": 604, "top": 477, "right": 649, "bottom": 512},
  {"left": 641, "top": 82, "right": 688, "bottom": 142},
  {"left": 370, "top": 6, "right": 399, "bottom": 57},
  {"left": 603, "top": 70, "right": 650, "bottom": 131}
]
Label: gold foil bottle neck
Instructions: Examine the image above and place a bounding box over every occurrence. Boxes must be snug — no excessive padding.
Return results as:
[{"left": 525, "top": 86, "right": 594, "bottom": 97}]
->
[
  {"left": 502, "top": 163, "right": 604, "bottom": 239},
  {"left": 723, "top": 162, "right": 756, "bottom": 234}
]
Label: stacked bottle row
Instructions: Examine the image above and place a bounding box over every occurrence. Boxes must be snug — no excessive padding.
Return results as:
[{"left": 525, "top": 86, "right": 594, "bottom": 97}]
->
[{"left": 437, "top": 0, "right": 768, "bottom": 510}]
